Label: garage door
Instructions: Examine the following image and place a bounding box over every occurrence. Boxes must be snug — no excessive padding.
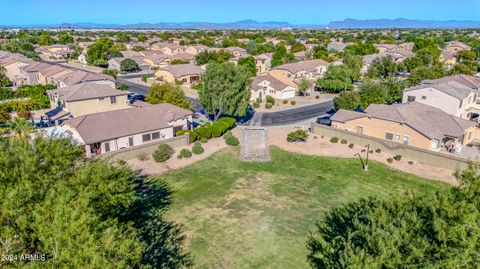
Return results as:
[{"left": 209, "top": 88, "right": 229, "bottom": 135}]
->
[{"left": 282, "top": 90, "right": 295, "bottom": 99}]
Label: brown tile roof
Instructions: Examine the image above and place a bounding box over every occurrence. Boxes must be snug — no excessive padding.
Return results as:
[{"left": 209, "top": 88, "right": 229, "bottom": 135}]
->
[
  {"left": 251, "top": 74, "right": 291, "bottom": 92},
  {"left": 47, "top": 83, "right": 129, "bottom": 102},
  {"left": 55, "top": 70, "right": 115, "bottom": 86},
  {"left": 158, "top": 63, "right": 203, "bottom": 78},
  {"left": 63, "top": 103, "right": 193, "bottom": 144},
  {"left": 273, "top": 59, "right": 329, "bottom": 73}
]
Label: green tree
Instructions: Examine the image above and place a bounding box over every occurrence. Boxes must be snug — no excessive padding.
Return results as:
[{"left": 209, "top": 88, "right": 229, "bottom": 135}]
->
[
  {"left": 316, "top": 65, "right": 352, "bottom": 93},
  {"left": 366, "top": 55, "right": 398, "bottom": 79},
  {"left": 344, "top": 41, "right": 378, "bottom": 55},
  {"left": 38, "top": 33, "right": 54, "bottom": 46},
  {"left": 307, "top": 164, "right": 480, "bottom": 268},
  {"left": 6, "top": 117, "right": 33, "bottom": 138},
  {"left": 401, "top": 56, "right": 424, "bottom": 72},
  {"left": 120, "top": 58, "right": 140, "bottom": 72},
  {"left": 146, "top": 83, "right": 192, "bottom": 110},
  {"left": 58, "top": 33, "right": 74, "bottom": 44},
  {"left": 298, "top": 77, "right": 312, "bottom": 96},
  {"left": 407, "top": 65, "right": 445, "bottom": 86},
  {"left": 271, "top": 44, "right": 295, "bottom": 67},
  {"left": 342, "top": 52, "right": 362, "bottom": 81},
  {"left": 87, "top": 37, "right": 114, "bottom": 65},
  {"left": 195, "top": 50, "right": 233, "bottom": 65},
  {"left": 333, "top": 91, "right": 361, "bottom": 110},
  {"left": 290, "top": 42, "right": 306, "bottom": 53},
  {"left": 102, "top": 69, "right": 118, "bottom": 79},
  {"left": 199, "top": 62, "right": 251, "bottom": 121},
  {"left": 132, "top": 45, "right": 146, "bottom": 52},
  {"left": 237, "top": 56, "right": 257, "bottom": 76}
]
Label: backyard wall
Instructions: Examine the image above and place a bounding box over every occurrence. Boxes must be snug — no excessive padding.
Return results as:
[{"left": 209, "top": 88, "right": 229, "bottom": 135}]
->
[
  {"left": 100, "top": 134, "right": 189, "bottom": 161},
  {"left": 311, "top": 123, "right": 476, "bottom": 171}
]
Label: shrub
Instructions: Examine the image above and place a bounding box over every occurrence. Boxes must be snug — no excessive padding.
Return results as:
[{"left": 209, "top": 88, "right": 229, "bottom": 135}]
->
[
  {"left": 194, "top": 126, "right": 212, "bottom": 140},
  {"left": 315, "top": 95, "right": 320, "bottom": 99},
  {"left": 225, "top": 134, "right": 240, "bottom": 146},
  {"left": 253, "top": 102, "right": 260, "bottom": 108},
  {"left": 330, "top": 136, "right": 339, "bottom": 143},
  {"left": 137, "top": 153, "right": 149, "bottom": 161},
  {"left": 265, "top": 103, "right": 272, "bottom": 109},
  {"left": 408, "top": 161, "right": 414, "bottom": 165},
  {"left": 200, "top": 138, "right": 208, "bottom": 143},
  {"left": 361, "top": 149, "right": 366, "bottom": 152},
  {"left": 321, "top": 135, "right": 324, "bottom": 138},
  {"left": 116, "top": 159, "right": 127, "bottom": 166},
  {"left": 287, "top": 130, "right": 309, "bottom": 142},
  {"left": 152, "top": 144, "right": 174, "bottom": 162},
  {"left": 313, "top": 136, "right": 317, "bottom": 139},
  {"left": 217, "top": 117, "right": 236, "bottom": 128},
  {"left": 179, "top": 148, "right": 192, "bottom": 158},
  {"left": 394, "top": 155, "right": 402, "bottom": 161},
  {"left": 291, "top": 101, "right": 296, "bottom": 105},
  {"left": 340, "top": 139, "right": 348, "bottom": 144},
  {"left": 192, "top": 142, "right": 204, "bottom": 155},
  {"left": 387, "top": 157, "right": 394, "bottom": 163},
  {"left": 177, "top": 154, "right": 182, "bottom": 159},
  {"left": 375, "top": 148, "right": 381, "bottom": 153},
  {"left": 266, "top": 95, "right": 275, "bottom": 105},
  {"left": 176, "top": 130, "right": 189, "bottom": 136},
  {"left": 369, "top": 150, "right": 374, "bottom": 154},
  {"left": 283, "top": 100, "right": 288, "bottom": 104},
  {"left": 348, "top": 143, "right": 354, "bottom": 148}
]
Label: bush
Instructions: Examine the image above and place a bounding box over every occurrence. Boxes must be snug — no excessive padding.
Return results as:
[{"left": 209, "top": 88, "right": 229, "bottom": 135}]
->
[
  {"left": 408, "top": 161, "right": 414, "bottom": 165},
  {"left": 387, "top": 157, "right": 394, "bottom": 163},
  {"left": 253, "top": 102, "right": 260, "bottom": 108},
  {"left": 287, "top": 130, "right": 309, "bottom": 142},
  {"left": 265, "top": 103, "right": 272, "bottom": 109},
  {"left": 194, "top": 126, "right": 212, "bottom": 140},
  {"left": 200, "top": 138, "right": 208, "bottom": 143},
  {"left": 375, "top": 148, "right": 381, "bottom": 153},
  {"left": 224, "top": 133, "right": 240, "bottom": 146},
  {"left": 291, "top": 101, "right": 296, "bottom": 105},
  {"left": 330, "top": 136, "right": 339, "bottom": 143},
  {"left": 348, "top": 143, "right": 354, "bottom": 148},
  {"left": 394, "top": 155, "right": 402, "bottom": 161},
  {"left": 266, "top": 95, "right": 275, "bottom": 105},
  {"left": 283, "top": 100, "right": 288, "bottom": 104},
  {"left": 176, "top": 129, "right": 189, "bottom": 136},
  {"left": 137, "top": 153, "right": 149, "bottom": 161},
  {"left": 315, "top": 95, "right": 320, "bottom": 99},
  {"left": 152, "top": 144, "right": 174, "bottom": 162},
  {"left": 340, "top": 139, "right": 348, "bottom": 144},
  {"left": 217, "top": 117, "right": 236, "bottom": 129},
  {"left": 192, "top": 142, "right": 204, "bottom": 155},
  {"left": 179, "top": 148, "right": 192, "bottom": 158}
]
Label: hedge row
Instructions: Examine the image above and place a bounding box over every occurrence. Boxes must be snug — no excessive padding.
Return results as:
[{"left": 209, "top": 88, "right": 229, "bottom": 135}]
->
[{"left": 176, "top": 117, "right": 236, "bottom": 142}]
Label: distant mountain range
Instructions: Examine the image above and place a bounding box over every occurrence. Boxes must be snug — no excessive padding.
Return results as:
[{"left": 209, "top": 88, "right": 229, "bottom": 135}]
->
[{"left": 5, "top": 18, "right": 480, "bottom": 29}]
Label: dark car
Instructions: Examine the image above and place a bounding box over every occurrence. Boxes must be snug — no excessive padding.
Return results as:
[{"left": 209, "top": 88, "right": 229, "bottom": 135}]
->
[
  {"left": 316, "top": 115, "right": 332, "bottom": 126},
  {"left": 128, "top": 94, "right": 145, "bottom": 103}
]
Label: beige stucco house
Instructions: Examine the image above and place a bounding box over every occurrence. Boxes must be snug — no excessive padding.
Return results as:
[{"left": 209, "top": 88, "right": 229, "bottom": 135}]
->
[
  {"left": 53, "top": 70, "right": 116, "bottom": 88},
  {"left": 331, "top": 102, "right": 477, "bottom": 153},
  {"left": 254, "top": 54, "right": 272, "bottom": 75},
  {"left": 154, "top": 63, "right": 204, "bottom": 85},
  {"left": 61, "top": 103, "right": 193, "bottom": 157},
  {"left": 251, "top": 74, "right": 297, "bottom": 101},
  {"left": 46, "top": 83, "right": 131, "bottom": 123},
  {"left": 269, "top": 59, "right": 329, "bottom": 87},
  {"left": 0, "top": 52, "right": 35, "bottom": 86},
  {"left": 35, "top": 45, "right": 73, "bottom": 60},
  {"left": 403, "top": 75, "right": 480, "bottom": 120}
]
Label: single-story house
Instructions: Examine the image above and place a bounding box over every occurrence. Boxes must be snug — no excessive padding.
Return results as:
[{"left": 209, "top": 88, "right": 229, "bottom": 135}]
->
[
  {"left": 154, "top": 63, "right": 204, "bottom": 85},
  {"left": 331, "top": 102, "right": 477, "bottom": 153},
  {"left": 62, "top": 103, "right": 193, "bottom": 156}
]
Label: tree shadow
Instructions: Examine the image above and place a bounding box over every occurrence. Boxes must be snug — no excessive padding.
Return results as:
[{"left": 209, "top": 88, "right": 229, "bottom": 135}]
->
[{"left": 122, "top": 174, "right": 192, "bottom": 268}]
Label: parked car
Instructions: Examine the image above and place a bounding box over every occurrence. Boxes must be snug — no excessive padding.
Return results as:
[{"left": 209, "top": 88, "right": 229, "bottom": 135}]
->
[
  {"left": 316, "top": 115, "right": 332, "bottom": 126},
  {"left": 128, "top": 94, "right": 145, "bottom": 103}
]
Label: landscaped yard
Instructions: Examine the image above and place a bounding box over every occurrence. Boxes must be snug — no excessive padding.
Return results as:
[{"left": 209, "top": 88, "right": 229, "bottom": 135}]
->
[{"left": 150, "top": 147, "right": 450, "bottom": 269}]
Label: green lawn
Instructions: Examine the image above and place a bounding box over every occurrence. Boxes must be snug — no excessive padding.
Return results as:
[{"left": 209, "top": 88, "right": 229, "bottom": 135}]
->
[{"left": 151, "top": 147, "right": 450, "bottom": 269}]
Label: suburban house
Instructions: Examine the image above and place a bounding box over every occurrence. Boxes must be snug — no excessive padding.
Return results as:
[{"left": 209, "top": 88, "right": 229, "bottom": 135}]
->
[
  {"left": 331, "top": 102, "right": 477, "bottom": 153},
  {"left": 108, "top": 57, "right": 151, "bottom": 71},
  {"left": 61, "top": 103, "right": 193, "bottom": 157},
  {"left": 251, "top": 74, "right": 297, "bottom": 101},
  {"left": 402, "top": 75, "right": 480, "bottom": 120},
  {"left": 361, "top": 50, "right": 413, "bottom": 74},
  {"left": 154, "top": 63, "right": 204, "bottom": 85},
  {"left": 46, "top": 83, "right": 131, "bottom": 123},
  {"left": 151, "top": 42, "right": 185, "bottom": 55},
  {"left": 254, "top": 53, "right": 272, "bottom": 75},
  {"left": 441, "top": 41, "right": 471, "bottom": 66},
  {"left": 327, "top": 41, "right": 353, "bottom": 52},
  {"left": 374, "top": 42, "right": 414, "bottom": 54},
  {"left": 53, "top": 70, "right": 116, "bottom": 88},
  {"left": 0, "top": 52, "right": 35, "bottom": 86},
  {"left": 184, "top": 44, "right": 209, "bottom": 55},
  {"left": 21, "top": 62, "right": 71, "bottom": 85},
  {"left": 35, "top": 45, "right": 73, "bottom": 60},
  {"left": 269, "top": 59, "right": 329, "bottom": 86}
]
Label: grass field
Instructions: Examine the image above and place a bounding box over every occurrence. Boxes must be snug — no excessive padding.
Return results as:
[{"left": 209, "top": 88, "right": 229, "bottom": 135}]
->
[{"left": 151, "top": 147, "right": 450, "bottom": 269}]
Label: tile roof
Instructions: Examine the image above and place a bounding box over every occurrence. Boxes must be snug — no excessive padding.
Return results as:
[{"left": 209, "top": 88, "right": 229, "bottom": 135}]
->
[
  {"left": 273, "top": 59, "right": 329, "bottom": 73},
  {"left": 251, "top": 74, "right": 291, "bottom": 92},
  {"left": 158, "top": 63, "right": 203, "bottom": 78},
  {"left": 55, "top": 70, "right": 115, "bottom": 86},
  {"left": 63, "top": 103, "right": 193, "bottom": 144},
  {"left": 47, "top": 83, "right": 129, "bottom": 102}
]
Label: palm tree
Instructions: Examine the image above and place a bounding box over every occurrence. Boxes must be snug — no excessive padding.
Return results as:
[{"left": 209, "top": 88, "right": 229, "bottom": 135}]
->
[{"left": 7, "top": 117, "right": 34, "bottom": 139}]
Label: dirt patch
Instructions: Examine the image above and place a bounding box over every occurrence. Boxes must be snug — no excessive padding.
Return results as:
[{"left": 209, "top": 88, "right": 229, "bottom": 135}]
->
[{"left": 268, "top": 127, "right": 458, "bottom": 185}]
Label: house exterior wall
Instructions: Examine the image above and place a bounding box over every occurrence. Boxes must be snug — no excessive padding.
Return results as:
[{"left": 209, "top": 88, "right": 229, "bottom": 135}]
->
[
  {"left": 250, "top": 83, "right": 296, "bottom": 101},
  {"left": 154, "top": 70, "right": 175, "bottom": 83},
  {"left": 56, "top": 79, "right": 116, "bottom": 89},
  {"left": 268, "top": 69, "right": 298, "bottom": 87},
  {"left": 65, "top": 95, "right": 131, "bottom": 117},
  {"left": 4, "top": 62, "right": 29, "bottom": 85}
]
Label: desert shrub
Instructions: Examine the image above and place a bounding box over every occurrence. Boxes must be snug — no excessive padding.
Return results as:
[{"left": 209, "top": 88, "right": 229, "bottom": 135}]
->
[
  {"left": 192, "top": 142, "right": 204, "bottom": 154},
  {"left": 313, "top": 136, "right": 317, "bottom": 139},
  {"left": 387, "top": 157, "right": 394, "bottom": 163},
  {"left": 179, "top": 148, "right": 192, "bottom": 158},
  {"left": 340, "top": 139, "right": 348, "bottom": 144},
  {"left": 375, "top": 148, "right": 381, "bottom": 153},
  {"left": 283, "top": 100, "right": 288, "bottom": 104},
  {"left": 116, "top": 159, "right": 127, "bottom": 166},
  {"left": 176, "top": 130, "right": 189, "bottom": 136},
  {"left": 361, "top": 149, "right": 366, "bottom": 152},
  {"left": 408, "top": 161, "right": 414, "bottom": 165},
  {"left": 152, "top": 144, "right": 174, "bottom": 162},
  {"left": 265, "top": 103, "right": 272, "bottom": 109},
  {"left": 330, "top": 136, "right": 339, "bottom": 143},
  {"left": 253, "top": 102, "right": 260, "bottom": 108},
  {"left": 321, "top": 135, "right": 324, "bottom": 138},
  {"left": 291, "top": 101, "right": 296, "bottom": 105},
  {"left": 287, "top": 130, "right": 309, "bottom": 142},
  {"left": 200, "top": 137, "right": 208, "bottom": 143},
  {"left": 177, "top": 154, "right": 182, "bottom": 159},
  {"left": 137, "top": 153, "right": 149, "bottom": 161},
  {"left": 315, "top": 95, "right": 320, "bottom": 99},
  {"left": 348, "top": 143, "right": 354, "bottom": 148},
  {"left": 266, "top": 95, "right": 275, "bottom": 105},
  {"left": 224, "top": 134, "right": 240, "bottom": 146},
  {"left": 394, "top": 155, "right": 402, "bottom": 161},
  {"left": 369, "top": 150, "right": 374, "bottom": 154}
]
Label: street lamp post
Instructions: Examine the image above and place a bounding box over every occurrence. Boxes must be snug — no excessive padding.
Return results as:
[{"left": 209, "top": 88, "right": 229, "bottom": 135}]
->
[{"left": 364, "top": 144, "right": 370, "bottom": 172}]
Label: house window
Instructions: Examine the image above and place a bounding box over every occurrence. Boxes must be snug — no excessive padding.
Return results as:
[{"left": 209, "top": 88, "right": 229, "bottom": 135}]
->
[
  {"left": 110, "top": 96, "right": 117, "bottom": 104},
  {"left": 385, "top": 132, "right": 394, "bottom": 140},
  {"left": 459, "top": 100, "right": 463, "bottom": 108},
  {"left": 128, "top": 137, "right": 134, "bottom": 147},
  {"left": 421, "top": 96, "right": 427, "bottom": 100},
  {"left": 432, "top": 139, "right": 439, "bottom": 149},
  {"left": 142, "top": 134, "right": 151, "bottom": 142},
  {"left": 396, "top": 134, "right": 401, "bottom": 140},
  {"left": 104, "top": 142, "right": 110, "bottom": 152},
  {"left": 407, "top": 96, "right": 416, "bottom": 102},
  {"left": 151, "top": 132, "right": 160, "bottom": 140},
  {"left": 403, "top": 136, "right": 409, "bottom": 145},
  {"left": 99, "top": 97, "right": 105, "bottom": 101},
  {"left": 468, "top": 131, "right": 472, "bottom": 140}
]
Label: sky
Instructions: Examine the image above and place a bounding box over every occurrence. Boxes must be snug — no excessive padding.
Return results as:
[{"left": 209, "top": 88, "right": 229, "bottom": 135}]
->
[{"left": 1, "top": 0, "right": 479, "bottom": 26}]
